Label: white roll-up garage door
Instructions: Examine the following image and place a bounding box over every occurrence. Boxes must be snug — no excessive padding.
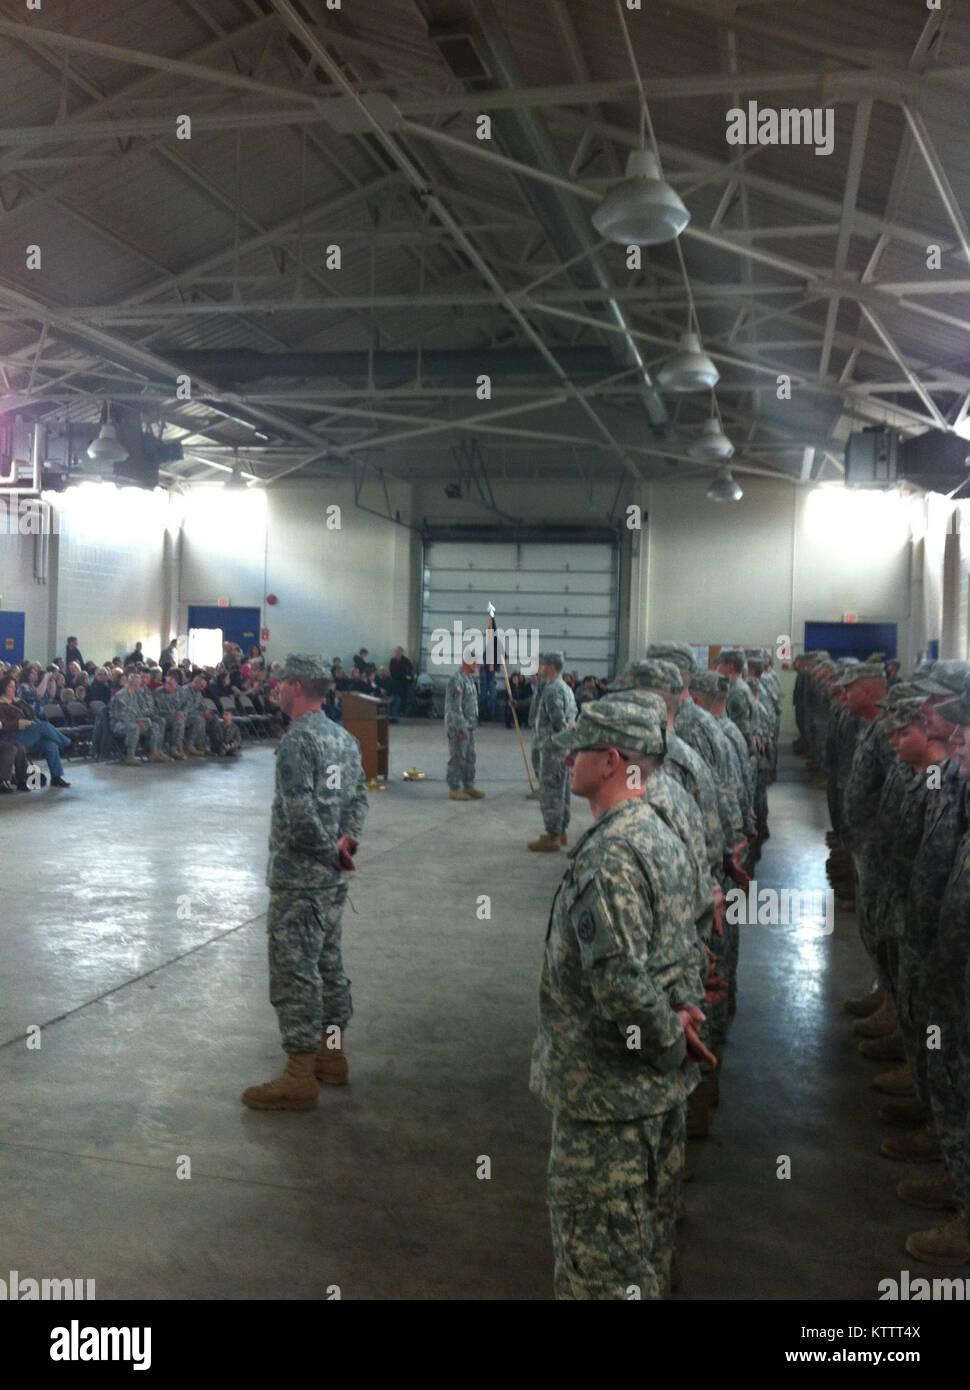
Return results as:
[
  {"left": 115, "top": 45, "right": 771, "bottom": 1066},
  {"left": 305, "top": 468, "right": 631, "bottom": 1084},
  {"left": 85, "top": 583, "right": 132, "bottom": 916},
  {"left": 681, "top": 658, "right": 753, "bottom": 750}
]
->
[{"left": 421, "top": 539, "right": 619, "bottom": 678}]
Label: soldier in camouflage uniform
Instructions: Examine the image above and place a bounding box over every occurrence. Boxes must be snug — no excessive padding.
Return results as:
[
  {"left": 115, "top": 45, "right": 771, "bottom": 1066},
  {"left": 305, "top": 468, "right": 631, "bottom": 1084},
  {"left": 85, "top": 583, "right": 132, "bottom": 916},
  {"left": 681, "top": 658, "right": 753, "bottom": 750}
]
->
[
  {"left": 530, "top": 698, "right": 710, "bottom": 1299},
  {"left": 211, "top": 711, "right": 242, "bottom": 757},
  {"left": 111, "top": 673, "right": 167, "bottom": 765},
  {"left": 897, "top": 673, "right": 970, "bottom": 1264},
  {"left": 444, "top": 657, "right": 483, "bottom": 801},
  {"left": 177, "top": 675, "right": 212, "bottom": 756},
  {"left": 243, "top": 656, "right": 367, "bottom": 1111},
  {"left": 153, "top": 673, "right": 186, "bottom": 759},
  {"left": 528, "top": 651, "right": 578, "bottom": 852},
  {"left": 525, "top": 672, "right": 546, "bottom": 801}
]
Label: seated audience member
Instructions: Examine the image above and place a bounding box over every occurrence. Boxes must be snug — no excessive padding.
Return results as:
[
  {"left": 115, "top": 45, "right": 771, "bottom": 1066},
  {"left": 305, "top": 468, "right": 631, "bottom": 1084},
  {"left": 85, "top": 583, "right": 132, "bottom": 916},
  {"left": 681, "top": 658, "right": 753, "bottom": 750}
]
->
[
  {"left": 505, "top": 671, "right": 532, "bottom": 728},
  {"left": 375, "top": 665, "right": 394, "bottom": 700},
  {"left": 210, "top": 709, "right": 242, "bottom": 757},
  {"left": 179, "top": 675, "right": 217, "bottom": 756},
  {"left": 349, "top": 667, "right": 371, "bottom": 693},
  {"left": 595, "top": 677, "right": 610, "bottom": 698},
  {"left": 154, "top": 673, "right": 187, "bottom": 759},
  {"left": 110, "top": 673, "right": 167, "bottom": 766},
  {"left": 66, "top": 661, "right": 83, "bottom": 688},
  {"left": 0, "top": 675, "right": 72, "bottom": 786},
  {"left": 0, "top": 736, "right": 36, "bottom": 792},
  {"left": 86, "top": 670, "right": 112, "bottom": 704}
]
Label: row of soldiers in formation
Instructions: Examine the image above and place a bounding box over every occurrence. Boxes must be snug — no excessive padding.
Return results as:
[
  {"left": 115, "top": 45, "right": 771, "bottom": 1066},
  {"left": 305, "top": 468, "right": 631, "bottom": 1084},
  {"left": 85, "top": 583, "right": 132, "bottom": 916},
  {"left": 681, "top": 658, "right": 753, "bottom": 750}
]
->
[
  {"left": 253, "top": 646, "right": 781, "bottom": 1296},
  {"left": 109, "top": 671, "right": 242, "bottom": 763},
  {"left": 795, "top": 652, "right": 970, "bottom": 1266},
  {"left": 527, "top": 641, "right": 782, "bottom": 1294}
]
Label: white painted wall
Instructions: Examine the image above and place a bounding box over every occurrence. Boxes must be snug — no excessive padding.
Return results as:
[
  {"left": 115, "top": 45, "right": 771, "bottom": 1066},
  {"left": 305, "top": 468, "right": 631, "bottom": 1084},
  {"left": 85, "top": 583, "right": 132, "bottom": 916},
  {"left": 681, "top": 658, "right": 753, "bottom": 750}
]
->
[
  {"left": 0, "top": 527, "right": 50, "bottom": 657},
  {"left": 52, "top": 485, "right": 170, "bottom": 664},
  {"left": 644, "top": 476, "right": 915, "bottom": 662},
  {"left": 179, "top": 478, "right": 416, "bottom": 668}
]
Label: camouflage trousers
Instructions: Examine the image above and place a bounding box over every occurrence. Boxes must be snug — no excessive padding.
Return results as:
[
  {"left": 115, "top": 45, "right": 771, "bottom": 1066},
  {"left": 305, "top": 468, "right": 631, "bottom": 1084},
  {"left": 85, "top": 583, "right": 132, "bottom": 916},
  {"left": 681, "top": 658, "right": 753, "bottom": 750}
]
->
[
  {"left": 538, "top": 746, "right": 570, "bottom": 835},
  {"left": 183, "top": 712, "right": 208, "bottom": 749},
  {"left": 267, "top": 886, "right": 352, "bottom": 1055},
  {"left": 160, "top": 712, "right": 185, "bottom": 753},
  {"left": 210, "top": 720, "right": 242, "bottom": 755},
  {"left": 446, "top": 729, "right": 476, "bottom": 790},
  {"left": 547, "top": 1104, "right": 686, "bottom": 1300},
  {"left": 111, "top": 716, "right": 161, "bottom": 756},
  {"left": 922, "top": 940, "right": 970, "bottom": 1203}
]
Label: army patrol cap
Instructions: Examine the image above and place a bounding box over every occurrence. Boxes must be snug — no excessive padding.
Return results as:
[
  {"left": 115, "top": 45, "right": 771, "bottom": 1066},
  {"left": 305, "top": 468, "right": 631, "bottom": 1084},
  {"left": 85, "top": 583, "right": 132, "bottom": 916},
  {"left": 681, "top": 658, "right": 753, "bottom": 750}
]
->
[
  {"left": 881, "top": 699, "right": 926, "bottom": 732},
  {"left": 716, "top": 647, "right": 748, "bottom": 675},
  {"left": 744, "top": 647, "right": 767, "bottom": 669},
  {"left": 646, "top": 642, "right": 696, "bottom": 671},
  {"left": 626, "top": 658, "right": 682, "bottom": 693},
  {"left": 538, "top": 650, "right": 565, "bottom": 668},
  {"left": 877, "top": 681, "right": 921, "bottom": 709},
  {"left": 688, "top": 669, "right": 728, "bottom": 697},
  {"left": 911, "top": 659, "right": 970, "bottom": 697},
  {"left": 838, "top": 662, "right": 886, "bottom": 686},
  {"left": 278, "top": 654, "right": 330, "bottom": 684},
  {"left": 933, "top": 674, "right": 970, "bottom": 727},
  {"left": 551, "top": 697, "right": 666, "bottom": 758}
]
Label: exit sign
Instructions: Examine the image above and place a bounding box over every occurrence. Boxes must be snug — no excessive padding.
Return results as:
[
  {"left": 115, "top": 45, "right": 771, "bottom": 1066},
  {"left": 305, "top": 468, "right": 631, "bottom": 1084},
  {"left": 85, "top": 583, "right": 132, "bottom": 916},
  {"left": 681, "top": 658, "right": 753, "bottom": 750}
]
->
[
  {"left": 217, "top": 598, "right": 229, "bottom": 608},
  {"left": 843, "top": 613, "right": 858, "bottom": 623},
  {"left": 261, "top": 628, "right": 269, "bottom": 641}
]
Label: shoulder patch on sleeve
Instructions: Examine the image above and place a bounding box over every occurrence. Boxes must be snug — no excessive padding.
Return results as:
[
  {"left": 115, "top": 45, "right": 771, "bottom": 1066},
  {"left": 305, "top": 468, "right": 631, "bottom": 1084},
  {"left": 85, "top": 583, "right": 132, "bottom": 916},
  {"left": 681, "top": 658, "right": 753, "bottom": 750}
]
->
[{"left": 569, "top": 872, "right": 622, "bottom": 965}]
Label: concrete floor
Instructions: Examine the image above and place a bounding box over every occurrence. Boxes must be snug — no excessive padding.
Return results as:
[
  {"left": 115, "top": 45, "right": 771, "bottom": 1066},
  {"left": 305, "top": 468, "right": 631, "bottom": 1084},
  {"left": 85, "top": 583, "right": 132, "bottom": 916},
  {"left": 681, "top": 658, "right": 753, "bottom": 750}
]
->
[{"left": 0, "top": 723, "right": 953, "bottom": 1300}]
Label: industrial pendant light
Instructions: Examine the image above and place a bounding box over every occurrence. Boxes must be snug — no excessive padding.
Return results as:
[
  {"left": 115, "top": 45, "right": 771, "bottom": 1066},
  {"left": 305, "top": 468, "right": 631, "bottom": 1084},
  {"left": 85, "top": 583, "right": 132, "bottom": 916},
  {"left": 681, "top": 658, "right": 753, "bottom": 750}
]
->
[
  {"left": 706, "top": 466, "right": 743, "bottom": 503},
  {"left": 689, "top": 417, "right": 735, "bottom": 461},
  {"left": 658, "top": 331, "right": 719, "bottom": 393},
  {"left": 592, "top": 149, "right": 690, "bottom": 246},
  {"left": 225, "top": 468, "right": 247, "bottom": 489},
  {"left": 87, "top": 404, "right": 128, "bottom": 466}
]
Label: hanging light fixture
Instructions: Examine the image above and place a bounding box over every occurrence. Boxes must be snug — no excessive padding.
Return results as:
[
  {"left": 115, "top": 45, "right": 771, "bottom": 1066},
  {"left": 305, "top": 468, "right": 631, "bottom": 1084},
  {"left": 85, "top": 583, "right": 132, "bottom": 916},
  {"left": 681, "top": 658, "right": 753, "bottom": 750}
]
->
[
  {"left": 689, "top": 417, "right": 735, "bottom": 461},
  {"left": 86, "top": 404, "right": 128, "bottom": 467},
  {"left": 706, "top": 466, "right": 743, "bottom": 503},
  {"left": 224, "top": 468, "right": 247, "bottom": 489},
  {"left": 658, "top": 331, "right": 719, "bottom": 393},
  {"left": 592, "top": 149, "right": 689, "bottom": 246}
]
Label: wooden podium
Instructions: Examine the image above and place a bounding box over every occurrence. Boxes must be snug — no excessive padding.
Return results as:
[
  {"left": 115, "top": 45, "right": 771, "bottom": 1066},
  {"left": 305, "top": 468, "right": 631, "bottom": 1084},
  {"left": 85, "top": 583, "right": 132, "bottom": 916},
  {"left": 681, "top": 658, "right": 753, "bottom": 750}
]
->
[{"left": 341, "top": 691, "right": 390, "bottom": 784}]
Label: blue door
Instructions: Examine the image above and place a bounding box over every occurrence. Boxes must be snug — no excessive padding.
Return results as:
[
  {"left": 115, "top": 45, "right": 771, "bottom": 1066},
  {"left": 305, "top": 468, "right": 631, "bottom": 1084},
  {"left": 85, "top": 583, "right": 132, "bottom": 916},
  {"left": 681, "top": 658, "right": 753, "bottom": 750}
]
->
[
  {"left": 0, "top": 611, "right": 25, "bottom": 664},
  {"left": 187, "top": 605, "right": 262, "bottom": 658}
]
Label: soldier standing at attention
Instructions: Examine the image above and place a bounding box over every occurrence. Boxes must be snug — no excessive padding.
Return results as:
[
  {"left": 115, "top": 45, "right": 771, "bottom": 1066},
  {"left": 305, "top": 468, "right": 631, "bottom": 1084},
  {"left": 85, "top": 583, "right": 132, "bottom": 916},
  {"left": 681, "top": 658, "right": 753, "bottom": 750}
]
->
[
  {"left": 242, "top": 657, "right": 367, "bottom": 1111},
  {"left": 444, "top": 657, "right": 484, "bottom": 801},
  {"left": 530, "top": 700, "right": 710, "bottom": 1299},
  {"left": 528, "top": 651, "right": 578, "bottom": 853}
]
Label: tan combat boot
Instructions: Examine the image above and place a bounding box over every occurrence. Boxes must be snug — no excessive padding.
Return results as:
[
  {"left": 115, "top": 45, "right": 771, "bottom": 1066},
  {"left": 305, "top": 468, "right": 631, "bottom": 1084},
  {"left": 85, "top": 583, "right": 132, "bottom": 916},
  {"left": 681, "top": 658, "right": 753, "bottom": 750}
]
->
[
  {"left": 448, "top": 789, "right": 470, "bottom": 801},
  {"left": 853, "top": 996, "right": 898, "bottom": 1038},
  {"left": 873, "top": 1062, "right": 915, "bottom": 1096},
  {"left": 905, "top": 1215, "right": 970, "bottom": 1266},
  {"left": 125, "top": 754, "right": 139, "bottom": 767},
  {"left": 528, "top": 832, "right": 561, "bottom": 852},
  {"left": 896, "top": 1173, "right": 958, "bottom": 1211},
  {"left": 880, "top": 1097, "right": 930, "bottom": 1128},
  {"left": 844, "top": 986, "right": 885, "bottom": 1017},
  {"left": 314, "top": 1038, "right": 348, "bottom": 1085},
  {"left": 525, "top": 790, "right": 540, "bottom": 800},
  {"left": 859, "top": 1030, "right": 906, "bottom": 1062},
  {"left": 463, "top": 785, "right": 485, "bottom": 799},
  {"left": 880, "top": 1125, "right": 941, "bottom": 1163},
  {"left": 560, "top": 831, "right": 568, "bottom": 846},
  {"left": 148, "top": 750, "right": 171, "bottom": 763},
  {"left": 187, "top": 745, "right": 207, "bottom": 757},
  {"left": 169, "top": 747, "right": 185, "bottom": 760},
  {"left": 241, "top": 1054, "right": 319, "bottom": 1110}
]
